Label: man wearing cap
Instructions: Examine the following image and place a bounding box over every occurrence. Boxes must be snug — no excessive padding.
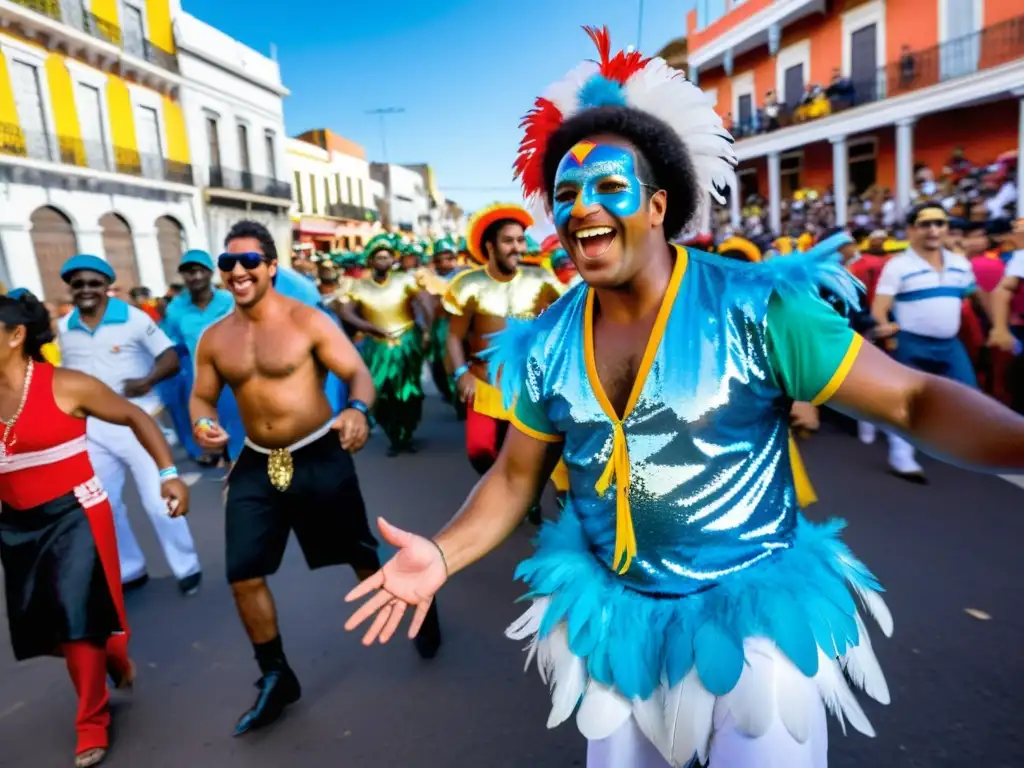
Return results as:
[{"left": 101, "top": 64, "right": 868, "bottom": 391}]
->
[
  {"left": 163, "top": 250, "right": 245, "bottom": 463},
  {"left": 57, "top": 254, "right": 203, "bottom": 595},
  {"left": 872, "top": 202, "right": 980, "bottom": 482}
]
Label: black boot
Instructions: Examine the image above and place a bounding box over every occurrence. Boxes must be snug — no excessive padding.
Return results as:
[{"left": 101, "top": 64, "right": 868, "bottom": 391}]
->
[
  {"left": 233, "top": 668, "right": 301, "bottom": 736},
  {"left": 413, "top": 601, "right": 442, "bottom": 660}
]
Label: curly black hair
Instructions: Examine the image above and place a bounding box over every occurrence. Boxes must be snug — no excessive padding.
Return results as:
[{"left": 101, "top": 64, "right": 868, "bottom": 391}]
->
[
  {"left": 226, "top": 220, "right": 278, "bottom": 262},
  {"left": 481, "top": 219, "right": 526, "bottom": 258},
  {"left": 541, "top": 106, "right": 700, "bottom": 240},
  {"left": 0, "top": 290, "right": 53, "bottom": 362}
]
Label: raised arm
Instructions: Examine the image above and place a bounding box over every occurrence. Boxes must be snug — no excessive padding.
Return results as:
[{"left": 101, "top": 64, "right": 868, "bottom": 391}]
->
[
  {"left": 55, "top": 368, "right": 189, "bottom": 515},
  {"left": 831, "top": 341, "right": 1024, "bottom": 472}
]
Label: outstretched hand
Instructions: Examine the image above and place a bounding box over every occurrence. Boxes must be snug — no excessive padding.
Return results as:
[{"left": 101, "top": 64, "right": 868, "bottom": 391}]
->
[{"left": 344, "top": 518, "right": 448, "bottom": 646}]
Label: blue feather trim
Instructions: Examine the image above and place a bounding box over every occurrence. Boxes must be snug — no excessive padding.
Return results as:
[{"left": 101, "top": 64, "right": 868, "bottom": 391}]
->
[
  {"left": 479, "top": 317, "right": 538, "bottom": 411},
  {"left": 578, "top": 74, "right": 628, "bottom": 109},
  {"left": 688, "top": 233, "right": 864, "bottom": 321},
  {"left": 514, "top": 507, "right": 887, "bottom": 701}
]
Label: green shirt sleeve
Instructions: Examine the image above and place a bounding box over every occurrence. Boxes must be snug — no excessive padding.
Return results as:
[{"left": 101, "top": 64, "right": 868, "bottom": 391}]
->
[
  {"left": 511, "top": 384, "right": 562, "bottom": 442},
  {"left": 766, "top": 291, "right": 864, "bottom": 405}
]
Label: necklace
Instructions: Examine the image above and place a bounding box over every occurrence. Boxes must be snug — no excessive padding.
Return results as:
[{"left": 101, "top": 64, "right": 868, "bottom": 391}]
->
[{"left": 0, "top": 358, "right": 34, "bottom": 460}]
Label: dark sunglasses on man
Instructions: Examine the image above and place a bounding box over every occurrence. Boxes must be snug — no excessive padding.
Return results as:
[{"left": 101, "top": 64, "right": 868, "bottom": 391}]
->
[
  {"left": 69, "top": 278, "right": 108, "bottom": 290},
  {"left": 217, "top": 252, "right": 272, "bottom": 272}
]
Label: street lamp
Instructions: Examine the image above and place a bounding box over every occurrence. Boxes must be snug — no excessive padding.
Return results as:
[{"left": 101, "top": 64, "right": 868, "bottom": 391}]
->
[{"left": 365, "top": 107, "right": 405, "bottom": 162}]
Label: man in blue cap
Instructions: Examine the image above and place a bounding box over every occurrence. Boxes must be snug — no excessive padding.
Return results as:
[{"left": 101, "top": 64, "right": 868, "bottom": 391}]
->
[
  {"left": 163, "top": 249, "right": 245, "bottom": 463},
  {"left": 57, "top": 254, "right": 203, "bottom": 596}
]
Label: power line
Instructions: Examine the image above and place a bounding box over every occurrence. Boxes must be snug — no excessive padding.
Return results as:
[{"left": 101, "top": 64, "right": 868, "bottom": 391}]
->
[{"left": 365, "top": 107, "right": 405, "bottom": 162}]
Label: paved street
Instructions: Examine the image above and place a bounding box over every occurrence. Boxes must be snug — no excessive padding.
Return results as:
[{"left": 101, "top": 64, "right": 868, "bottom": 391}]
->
[{"left": 1, "top": 398, "right": 1022, "bottom": 768}]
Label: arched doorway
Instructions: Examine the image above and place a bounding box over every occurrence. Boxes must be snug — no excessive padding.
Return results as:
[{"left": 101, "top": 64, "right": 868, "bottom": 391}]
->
[
  {"left": 99, "top": 213, "right": 140, "bottom": 290},
  {"left": 31, "top": 206, "right": 79, "bottom": 303},
  {"left": 156, "top": 215, "right": 186, "bottom": 285}
]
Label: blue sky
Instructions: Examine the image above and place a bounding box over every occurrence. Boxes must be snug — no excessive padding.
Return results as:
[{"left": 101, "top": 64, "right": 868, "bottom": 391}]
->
[{"left": 181, "top": 0, "right": 696, "bottom": 220}]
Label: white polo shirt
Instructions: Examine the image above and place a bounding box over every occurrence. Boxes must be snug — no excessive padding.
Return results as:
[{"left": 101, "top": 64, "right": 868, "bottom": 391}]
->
[
  {"left": 58, "top": 298, "right": 174, "bottom": 414},
  {"left": 875, "top": 248, "right": 976, "bottom": 339}
]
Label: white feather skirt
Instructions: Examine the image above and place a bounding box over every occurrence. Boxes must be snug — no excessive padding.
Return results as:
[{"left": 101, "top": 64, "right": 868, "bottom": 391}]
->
[{"left": 508, "top": 597, "right": 890, "bottom": 768}]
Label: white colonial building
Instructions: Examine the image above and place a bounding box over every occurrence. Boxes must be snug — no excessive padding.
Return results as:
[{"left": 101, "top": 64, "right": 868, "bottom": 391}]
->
[
  {"left": 174, "top": 12, "right": 292, "bottom": 265},
  {"left": 369, "top": 162, "right": 432, "bottom": 237}
]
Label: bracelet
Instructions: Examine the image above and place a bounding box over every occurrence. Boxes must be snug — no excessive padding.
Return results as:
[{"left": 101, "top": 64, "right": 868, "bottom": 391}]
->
[
  {"left": 430, "top": 538, "right": 449, "bottom": 577},
  {"left": 159, "top": 466, "right": 179, "bottom": 481},
  {"left": 453, "top": 363, "right": 470, "bottom": 380}
]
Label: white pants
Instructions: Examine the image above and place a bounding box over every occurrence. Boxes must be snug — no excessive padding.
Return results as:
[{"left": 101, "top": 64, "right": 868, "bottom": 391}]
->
[
  {"left": 87, "top": 418, "right": 200, "bottom": 582},
  {"left": 587, "top": 700, "right": 828, "bottom": 768}
]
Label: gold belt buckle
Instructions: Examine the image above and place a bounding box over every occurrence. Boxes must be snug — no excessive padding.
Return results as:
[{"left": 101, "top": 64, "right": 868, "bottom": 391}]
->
[{"left": 267, "top": 448, "right": 294, "bottom": 491}]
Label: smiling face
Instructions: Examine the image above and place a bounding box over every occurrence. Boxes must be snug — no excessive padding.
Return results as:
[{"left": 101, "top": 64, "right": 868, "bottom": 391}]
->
[
  {"left": 552, "top": 137, "right": 665, "bottom": 287},
  {"left": 67, "top": 269, "right": 111, "bottom": 313},
  {"left": 221, "top": 236, "right": 276, "bottom": 308},
  {"left": 179, "top": 264, "right": 212, "bottom": 296}
]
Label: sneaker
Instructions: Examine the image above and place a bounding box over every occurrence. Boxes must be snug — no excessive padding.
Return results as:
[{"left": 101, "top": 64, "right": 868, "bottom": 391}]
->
[{"left": 178, "top": 572, "right": 202, "bottom": 597}]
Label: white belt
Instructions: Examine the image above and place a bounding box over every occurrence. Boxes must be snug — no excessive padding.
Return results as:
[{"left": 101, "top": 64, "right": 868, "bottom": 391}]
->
[{"left": 243, "top": 418, "right": 334, "bottom": 455}]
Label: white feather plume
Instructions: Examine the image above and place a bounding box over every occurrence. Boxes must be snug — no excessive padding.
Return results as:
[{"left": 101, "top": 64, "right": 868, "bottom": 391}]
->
[
  {"left": 576, "top": 680, "right": 633, "bottom": 741},
  {"left": 774, "top": 652, "right": 814, "bottom": 743},
  {"left": 853, "top": 584, "right": 894, "bottom": 638},
  {"left": 813, "top": 648, "right": 876, "bottom": 738},
  {"left": 842, "top": 614, "right": 891, "bottom": 705},
  {"left": 663, "top": 670, "right": 715, "bottom": 767},
  {"left": 505, "top": 597, "right": 547, "bottom": 670},
  {"left": 539, "top": 624, "right": 587, "bottom": 728},
  {"left": 724, "top": 643, "right": 776, "bottom": 738},
  {"left": 542, "top": 60, "right": 599, "bottom": 120}
]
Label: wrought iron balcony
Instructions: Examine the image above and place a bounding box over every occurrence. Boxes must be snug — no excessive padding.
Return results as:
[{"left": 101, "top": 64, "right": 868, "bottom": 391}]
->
[
  {"left": 730, "top": 14, "right": 1024, "bottom": 140},
  {"left": 0, "top": 123, "right": 194, "bottom": 185},
  {"left": 327, "top": 202, "right": 379, "bottom": 222},
  {"left": 207, "top": 165, "right": 292, "bottom": 200},
  {"left": 8, "top": 0, "right": 178, "bottom": 73}
]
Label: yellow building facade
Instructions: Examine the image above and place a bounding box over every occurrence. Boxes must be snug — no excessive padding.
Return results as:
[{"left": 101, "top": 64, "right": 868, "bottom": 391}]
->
[{"left": 0, "top": 0, "right": 202, "bottom": 301}]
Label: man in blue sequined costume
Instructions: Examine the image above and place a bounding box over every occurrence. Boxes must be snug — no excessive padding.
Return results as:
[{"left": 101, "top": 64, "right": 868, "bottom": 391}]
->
[{"left": 344, "top": 28, "right": 1024, "bottom": 768}]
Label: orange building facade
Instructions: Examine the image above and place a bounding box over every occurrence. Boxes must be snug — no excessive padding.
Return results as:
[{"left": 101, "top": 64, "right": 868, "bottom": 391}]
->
[{"left": 683, "top": 0, "right": 1024, "bottom": 230}]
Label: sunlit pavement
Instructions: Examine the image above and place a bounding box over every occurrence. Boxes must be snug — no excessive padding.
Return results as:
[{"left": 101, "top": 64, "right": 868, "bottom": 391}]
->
[{"left": 1, "top": 397, "right": 1021, "bottom": 768}]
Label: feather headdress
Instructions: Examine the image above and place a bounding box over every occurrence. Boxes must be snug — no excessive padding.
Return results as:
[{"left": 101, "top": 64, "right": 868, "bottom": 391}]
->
[{"left": 514, "top": 26, "right": 736, "bottom": 228}]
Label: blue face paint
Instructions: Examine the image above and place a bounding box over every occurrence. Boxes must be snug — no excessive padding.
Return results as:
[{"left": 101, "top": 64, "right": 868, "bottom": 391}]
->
[{"left": 553, "top": 143, "right": 644, "bottom": 229}]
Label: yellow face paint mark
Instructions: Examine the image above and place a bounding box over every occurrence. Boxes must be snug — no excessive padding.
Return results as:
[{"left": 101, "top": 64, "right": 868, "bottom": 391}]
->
[{"left": 569, "top": 140, "right": 597, "bottom": 164}]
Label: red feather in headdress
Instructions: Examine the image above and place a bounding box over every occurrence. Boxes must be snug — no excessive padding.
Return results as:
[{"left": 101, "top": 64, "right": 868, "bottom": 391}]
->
[{"left": 583, "top": 25, "right": 650, "bottom": 84}]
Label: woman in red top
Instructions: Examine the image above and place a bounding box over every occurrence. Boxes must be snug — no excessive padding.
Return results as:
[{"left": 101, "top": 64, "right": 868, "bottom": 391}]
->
[{"left": 0, "top": 289, "right": 189, "bottom": 767}]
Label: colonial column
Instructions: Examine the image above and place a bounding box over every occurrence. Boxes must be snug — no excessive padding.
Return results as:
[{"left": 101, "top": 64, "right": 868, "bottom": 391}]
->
[
  {"left": 831, "top": 135, "right": 849, "bottom": 226},
  {"left": 895, "top": 117, "right": 916, "bottom": 219},
  {"left": 134, "top": 229, "right": 167, "bottom": 295},
  {"left": 729, "top": 171, "right": 742, "bottom": 228},
  {"left": 0, "top": 224, "right": 45, "bottom": 296},
  {"left": 768, "top": 151, "right": 782, "bottom": 235}
]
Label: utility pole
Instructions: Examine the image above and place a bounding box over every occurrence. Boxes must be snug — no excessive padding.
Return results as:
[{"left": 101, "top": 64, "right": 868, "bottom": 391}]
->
[{"left": 365, "top": 107, "right": 405, "bottom": 163}]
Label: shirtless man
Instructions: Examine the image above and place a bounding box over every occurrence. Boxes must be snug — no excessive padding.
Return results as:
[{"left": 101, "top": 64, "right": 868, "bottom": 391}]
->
[{"left": 191, "top": 221, "right": 441, "bottom": 737}]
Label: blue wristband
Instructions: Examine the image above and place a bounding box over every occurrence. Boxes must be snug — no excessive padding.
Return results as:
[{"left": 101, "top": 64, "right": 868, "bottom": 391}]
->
[
  {"left": 454, "top": 363, "right": 471, "bottom": 380},
  {"left": 159, "top": 466, "right": 179, "bottom": 481}
]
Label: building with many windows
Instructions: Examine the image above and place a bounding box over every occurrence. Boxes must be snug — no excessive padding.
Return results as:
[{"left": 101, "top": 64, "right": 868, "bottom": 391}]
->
[
  {"left": 174, "top": 11, "right": 292, "bottom": 265},
  {"left": 0, "top": 0, "right": 200, "bottom": 301},
  {"left": 369, "top": 162, "right": 432, "bottom": 237},
  {"left": 286, "top": 129, "right": 381, "bottom": 254},
  {"left": 679, "top": 0, "right": 1023, "bottom": 231}
]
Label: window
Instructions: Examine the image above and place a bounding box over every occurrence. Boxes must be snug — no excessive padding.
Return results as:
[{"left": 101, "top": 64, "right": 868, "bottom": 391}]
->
[
  {"left": 135, "top": 104, "right": 162, "bottom": 179},
  {"left": 206, "top": 116, "right": 221, "bottom": 169},
  {"left": 8, "top": 60, "right": 50, "bottom": 161},
  {"left": 848, "top": 138, "right": 878, "bottom": 194},
  {"left": 237, "top": 123, "right": 251, "bottom": 174},
  {"left": 264, "top": 130, "right": 276, "bottom": 178},
  {"left": 76, "top": 83, "right": 108, "bottom": 171},
  {"left": 122, "top": 3, "right": 146, "bottom": 58},
  {"left": 336, "top": 173, "right": 343, "bottom": 203},
  {"left": 358, "top": 179, "right": 364, "bottom": 207},
  {"left": 346, "top": 177, "right": 353, "bottom": 207},
  {"left": 780, "top": 151, "right": 803, "bottom": 196},
  {"left": 310, "top": 176, "right": 318, "bottom": 214},
  {"left": 294, "top": 170, "right": 303, "bottom": 210},
  {"left": 324, "top": 177, "right": 331, "bottom": 209}
]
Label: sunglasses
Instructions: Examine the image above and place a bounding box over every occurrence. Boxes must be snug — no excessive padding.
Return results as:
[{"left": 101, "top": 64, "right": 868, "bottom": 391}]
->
[
  {"left": 217, "top": 252, "right": 271, "bottom": 271},
  {"left": 70, "top": 278, "right": 107, "bottom": 290},
  {"left": 915, "top": 220, "right": 948, "bottom": 230}
]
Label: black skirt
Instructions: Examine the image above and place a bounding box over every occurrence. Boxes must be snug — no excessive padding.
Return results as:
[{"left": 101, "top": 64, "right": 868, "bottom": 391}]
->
[{"left": 0, "top": 491, "right": 122, "bottom": 660}]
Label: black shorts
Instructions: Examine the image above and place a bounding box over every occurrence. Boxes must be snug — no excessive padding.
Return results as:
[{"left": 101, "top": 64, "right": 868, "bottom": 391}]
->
[{"left": 225, "top": 429, "right": 380, "bottom": 583}]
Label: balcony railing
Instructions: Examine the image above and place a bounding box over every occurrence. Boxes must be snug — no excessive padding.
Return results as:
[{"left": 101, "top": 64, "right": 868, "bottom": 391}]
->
[
  {"left": 207, "top": 166, "right": 292, "bottom": 200},
  {"left": 9, "top": 0, "right": 178, "bottom": 73},
  {"left": 0, "top": 123, "right": 194, "bottom": 185},
  {"left": 730, "top": 14, "right": 1024, "bottom": 140},
  {"left": 327, "top": 202, "right": 379, "bottom": 222}
]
